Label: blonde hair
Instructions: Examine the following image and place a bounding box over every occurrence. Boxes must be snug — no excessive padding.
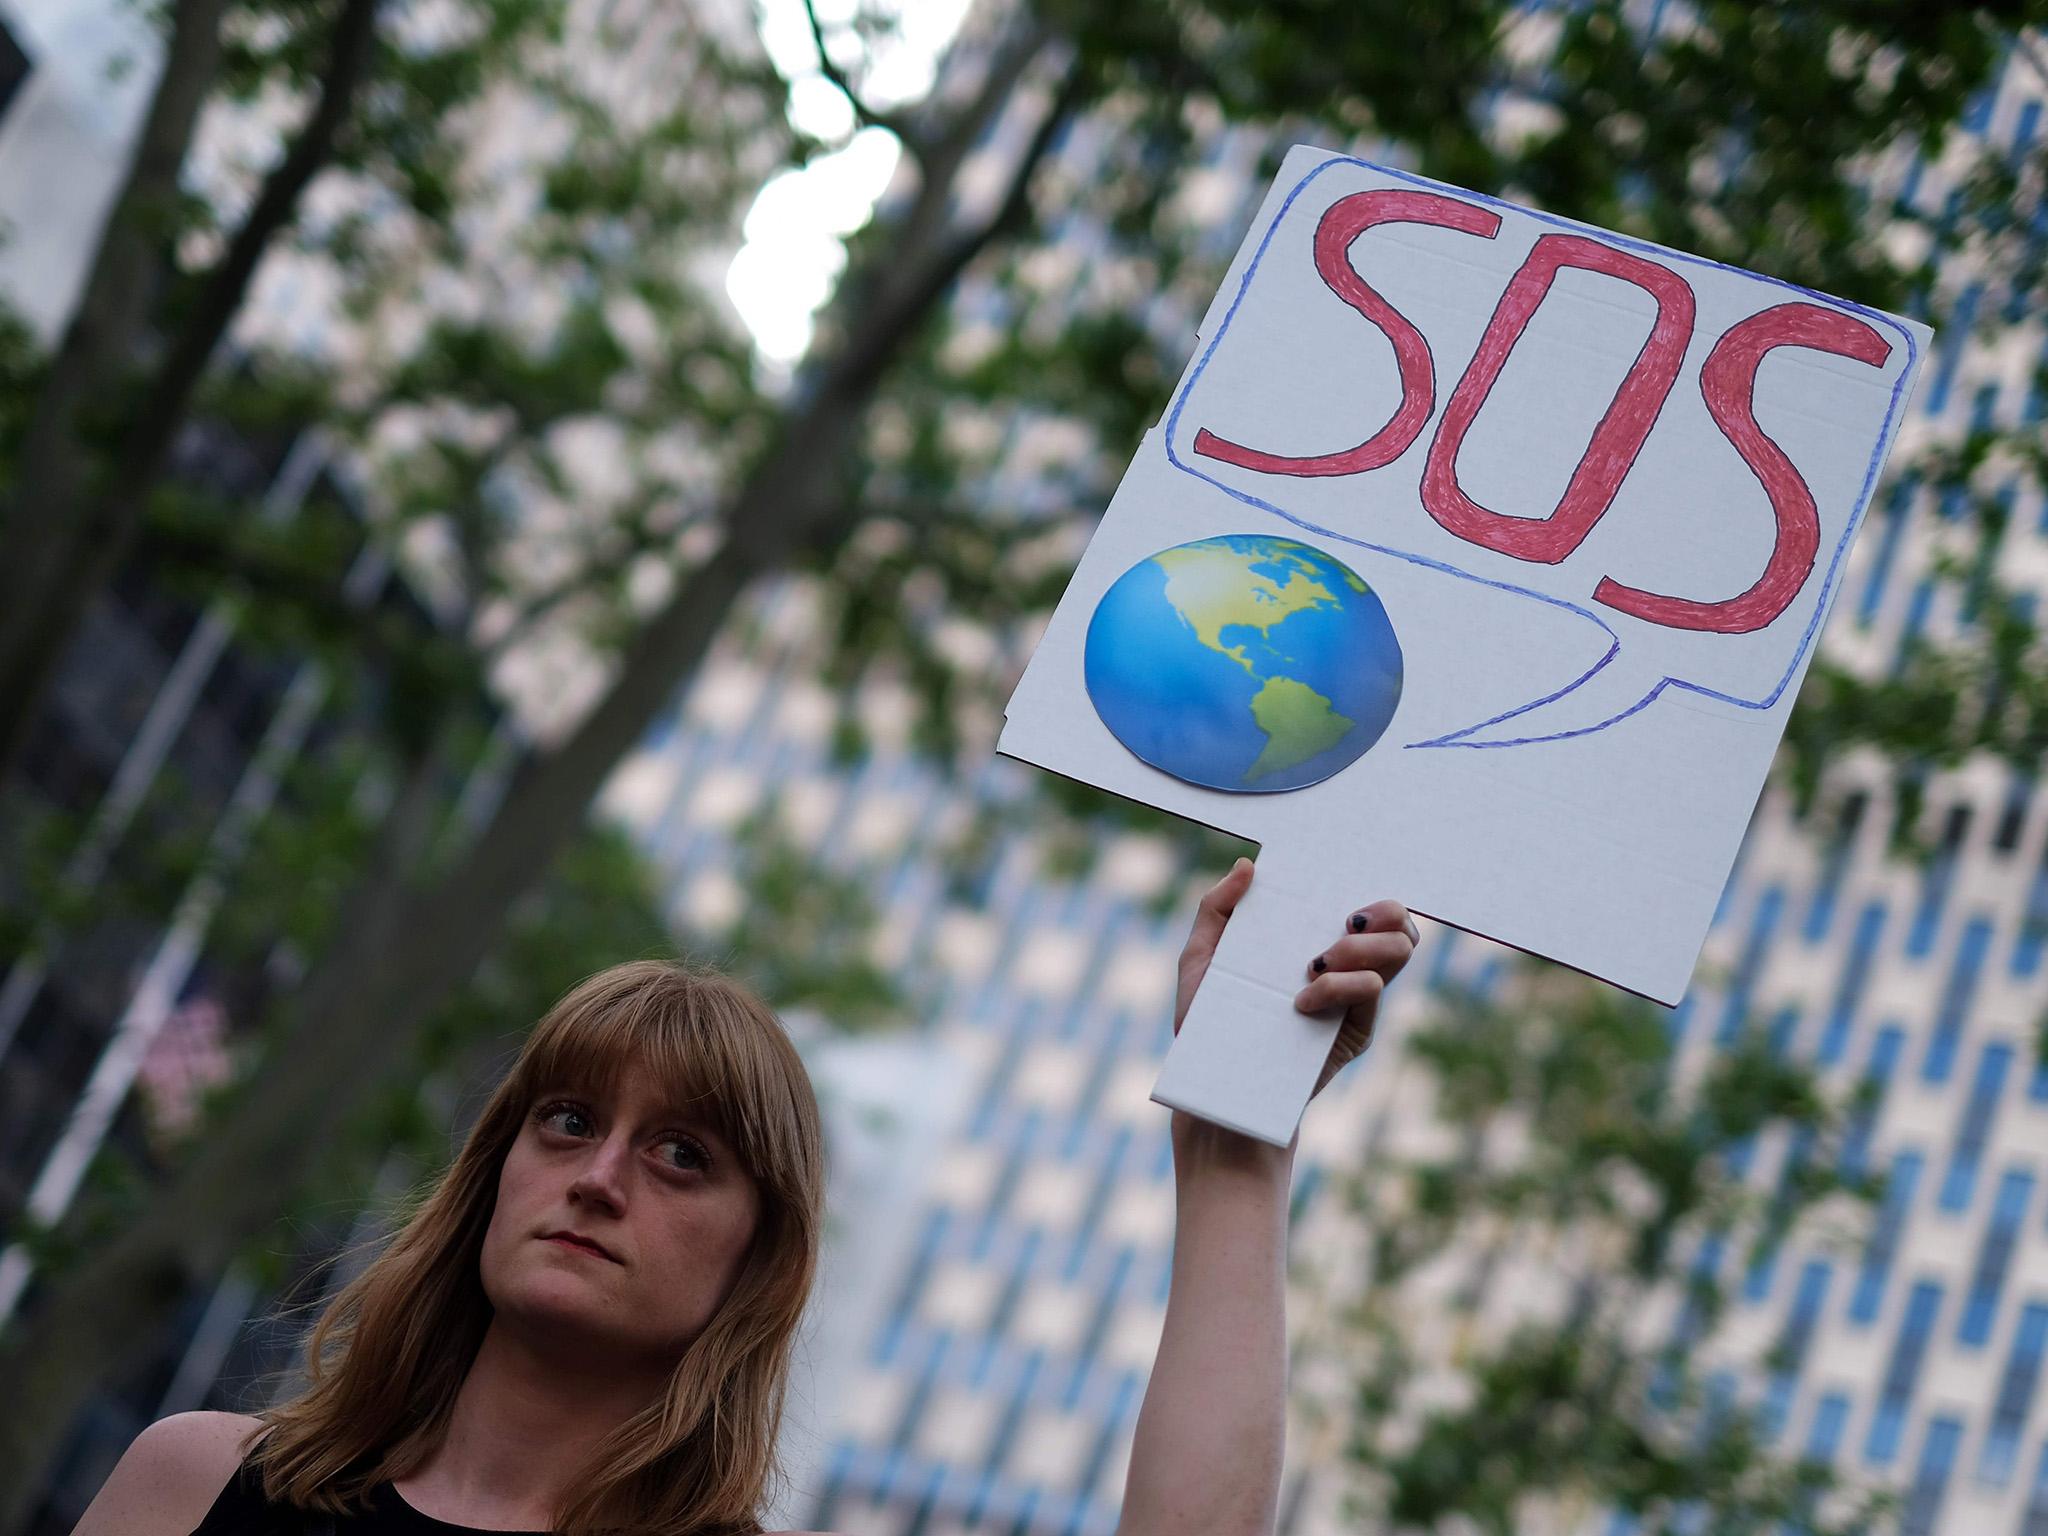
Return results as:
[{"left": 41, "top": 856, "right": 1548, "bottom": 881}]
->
[{"left": 249, "top": 960, "right": 827, "bottom": 1536}]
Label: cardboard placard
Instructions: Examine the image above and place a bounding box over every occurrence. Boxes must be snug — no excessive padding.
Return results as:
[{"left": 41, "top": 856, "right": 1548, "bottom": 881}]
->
[{"left": 999, "top": 146, "right": 1929, "bottom": 1146}]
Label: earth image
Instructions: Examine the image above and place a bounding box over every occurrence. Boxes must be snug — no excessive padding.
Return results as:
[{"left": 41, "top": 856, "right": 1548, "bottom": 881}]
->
[{"left": 1084, "top": 533, "right": 1404, "bottom": 793}]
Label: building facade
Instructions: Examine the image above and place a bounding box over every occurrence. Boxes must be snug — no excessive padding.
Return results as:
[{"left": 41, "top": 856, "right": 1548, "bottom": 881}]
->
[{"left": 596, "top": 27, "right": 2048, "bottom": 1536}]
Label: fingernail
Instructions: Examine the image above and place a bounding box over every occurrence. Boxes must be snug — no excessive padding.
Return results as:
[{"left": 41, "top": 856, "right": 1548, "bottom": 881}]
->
[
  {"left": 1347, "top": 912, "right": 1368, "bottom": 934},
  {"left": 1310, "top": 955, "right": 1327, "bottom": 974}
]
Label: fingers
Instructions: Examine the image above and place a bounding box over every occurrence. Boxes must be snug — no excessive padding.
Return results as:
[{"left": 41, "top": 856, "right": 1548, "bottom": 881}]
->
[
  {"left": 1346, "top": 899, "right": 1421, "bottom": 946},
  {"left": 1293, "top": 904, "right": 1419, "bottom": 1013},
  {"left": 1308, "top": 930, "right": 1416, "bottom": 983},
  {"left": 1184, "top": 856, "right": 1254, "bottom": 957},
  {"left": 1294, "top": 964, "right": 1384, "bottom": 1015}
]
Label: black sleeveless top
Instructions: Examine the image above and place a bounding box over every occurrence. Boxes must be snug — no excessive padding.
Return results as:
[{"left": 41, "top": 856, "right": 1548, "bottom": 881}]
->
[{"left": 192, "top": 1464, "right": 549, "bottom": 1536}]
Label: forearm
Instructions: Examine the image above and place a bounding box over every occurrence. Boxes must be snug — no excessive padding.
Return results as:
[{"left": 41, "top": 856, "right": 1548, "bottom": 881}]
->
[{"left": 1118, "top": 1114, "right": 1296, "bottom": 1536}]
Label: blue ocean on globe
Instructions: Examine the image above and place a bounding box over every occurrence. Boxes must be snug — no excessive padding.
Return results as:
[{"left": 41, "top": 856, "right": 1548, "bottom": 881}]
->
[{"left": 1084, "top": 533, "right": 1403, "bottom": 793}]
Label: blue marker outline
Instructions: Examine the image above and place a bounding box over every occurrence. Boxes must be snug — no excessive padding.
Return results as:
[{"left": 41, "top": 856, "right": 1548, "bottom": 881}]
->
[{"left": 1159, "top": 152, "right": 1922, "bottom": 749}]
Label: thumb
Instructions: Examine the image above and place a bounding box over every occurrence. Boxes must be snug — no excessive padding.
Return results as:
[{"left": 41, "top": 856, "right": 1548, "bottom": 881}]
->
[{"left": 1186, "top": 856, "right": 1255, "bottom": 956}]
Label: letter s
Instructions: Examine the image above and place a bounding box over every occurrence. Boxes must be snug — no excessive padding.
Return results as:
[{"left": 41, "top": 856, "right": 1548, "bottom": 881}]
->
[
  {"left": 1594, "top": 302, "right": 1892, "bottom": 634},
  {"left": 1193, "top": 189, "right": 1501, "bottom": 477}
]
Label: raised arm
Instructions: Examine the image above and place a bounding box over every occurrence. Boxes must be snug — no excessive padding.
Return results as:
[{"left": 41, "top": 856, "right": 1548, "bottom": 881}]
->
[{"left": 1117, "top": 860, "right": 1416, "bottom": 1536}]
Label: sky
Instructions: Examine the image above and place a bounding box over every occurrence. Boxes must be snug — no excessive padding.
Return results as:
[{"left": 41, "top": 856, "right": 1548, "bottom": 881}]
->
[{"left": 727, "top": 0, "right": 973, "bottom": 365}]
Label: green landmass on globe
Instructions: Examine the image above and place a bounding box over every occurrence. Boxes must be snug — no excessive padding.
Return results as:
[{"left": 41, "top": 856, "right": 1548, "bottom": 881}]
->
[{"left": 1084, "top": 533, "right": 1404, "bottom": 794}]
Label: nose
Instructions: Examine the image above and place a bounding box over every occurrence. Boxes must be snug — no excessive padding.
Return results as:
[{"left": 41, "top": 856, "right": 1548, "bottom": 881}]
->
[{"left": 566, "top": 1130, "right": 631, "bottom": 1216}]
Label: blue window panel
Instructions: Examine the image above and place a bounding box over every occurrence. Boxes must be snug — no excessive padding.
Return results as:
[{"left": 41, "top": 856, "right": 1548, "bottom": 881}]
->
[
  {"left": 1850, "top": 1149, "right": 1924, "bottom": 1325},
  {"left": 2024, "top": 1443, "right": 2048, "bottom": 1535},
  {"left": 1718, "top": 886, "right": 1785, "bottom": 1044},
  {"left": 1842, "top": 1026, "right": 1904, "bottom": 1182},
  {"left": 1653, "top": 1233, "right": 1727, "bottom": 1408},
  {"left": 888, "top": 1330, "right": 955, "bottom": 1454},
  {"left": 2032, "top": 1045, "right": 2048, "bottom": 1104},
  {"left": 1963, "top": 483, "right": 2015, "bottom": 625},
  {"left": 1760, "top": 1260, "right": 1834, "bottom": 1440},
  {"left": 1064, "top": 1246, "right": 1135, "bottom": 1410},
  {"left": 1960, "top": 1168, "right": 2034, "bottom": 1344},
  {"left": 1897, "top": 154, "right": 1926, "bottom": 213},
  {"left": 1979, "top": 1302, "right": 2048, "bottom": 1487},
  {"left": 1898, "top": 1416, "right": 1962, "bottom": 1536},
  {"left": 1996, "top": 776, "right": 2035, "bottom": 854},
  {"left": 2016, "top": 844, "right": 2048, "bottom": 979},
  {"left": 1923, "top": 917, "right": 1995, "bottom": 1085},
  {"left": 1746, "top": 1124, "right": 1816, "bottom": 1302},
  {"left": 1907, "top": 807, "right": 1973, "bottom": 960},
  {"left": 1891, "top": 578, "right": 1934, "bottom": 678},
  {"left": 1963, "top": 82, "right": 1996, "bottom": 133},
  {"left": 1969, "top": 381, "right": 2001, "bottom": 435},
  {"left": 2018, "top": 100, "right": 2044, "bottom": 155},
  {"left": 1714, "top": 822, "right": 1759, "bottom": 931},
  {"left": 1938, "top": 1039, "right": 2013, "bottom": 1208},
  {"left": 1804, "top": 793, "right": 1868, "bottom": 943},
  {"left": 1665, "top": 994, "right": 1694, "bottom": 1048},
  {"left": 1426, "top": 927, "right": 1459, "bottom": 990},
  {"left": 1818, "top": 903, "right": 1888, "bottom": 1068},
  {"left": 1288, "top": 1163, "right": 1325, "bottom": 1226},
  {"left": 1857, "top": 474, "right": 1916, "bottom": 627},
  {"left": 1863, "top": 1279, "right": 1943, "bottom": 1465},
  {"left": 1805, "top": 1391, "right": 1851, "bottom": 1463},
  {"left": 1923, "top": 284, "right": 1981, "bottom": 416},
  {"left": 876, "top": 1208, "right": 952, "bottom": 1366}
]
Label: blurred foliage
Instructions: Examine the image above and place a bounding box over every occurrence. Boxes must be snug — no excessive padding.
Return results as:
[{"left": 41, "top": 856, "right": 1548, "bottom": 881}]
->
[
  {"left": 3, "top": 0, "right": 2045, "bottom": 1521},
  {"left": 1300, "top": 968, "right": 1889, "bottom": 1533}
]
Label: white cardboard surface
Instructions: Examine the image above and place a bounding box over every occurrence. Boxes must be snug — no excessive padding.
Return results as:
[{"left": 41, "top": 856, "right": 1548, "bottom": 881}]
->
[{"left": 998, "top": 146, "right": 1930, "bottom": 1147}]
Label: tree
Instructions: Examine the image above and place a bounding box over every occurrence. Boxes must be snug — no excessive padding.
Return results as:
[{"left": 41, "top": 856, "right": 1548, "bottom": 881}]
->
[
  {"left": 1285, "top": 968, "right": 1891, "bottom": 1534},
  {"left": 0, "top": 0, "right": 2032, "bottom": 1518}
]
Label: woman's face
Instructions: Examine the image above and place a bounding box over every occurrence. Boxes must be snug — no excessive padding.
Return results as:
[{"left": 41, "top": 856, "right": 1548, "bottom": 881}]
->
[{"left": 480, "top": 1067, "right": 763, "bottom": 1369}]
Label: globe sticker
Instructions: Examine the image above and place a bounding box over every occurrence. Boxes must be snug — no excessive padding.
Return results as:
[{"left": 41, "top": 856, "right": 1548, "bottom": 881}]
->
[{"left": 1083, "top": 534, "right": 1402, "bottom": 793}]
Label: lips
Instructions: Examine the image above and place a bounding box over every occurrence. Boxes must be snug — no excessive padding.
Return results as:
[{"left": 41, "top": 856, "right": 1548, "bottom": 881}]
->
[{"left": 540, "top": 1230, "right": 621, "bottom": 1263}]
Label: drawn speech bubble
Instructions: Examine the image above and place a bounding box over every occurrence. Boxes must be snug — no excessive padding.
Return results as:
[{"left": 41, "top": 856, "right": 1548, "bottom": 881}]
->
[{"left": 1164, "top": 156, "right": 1921, "bottom": 752}]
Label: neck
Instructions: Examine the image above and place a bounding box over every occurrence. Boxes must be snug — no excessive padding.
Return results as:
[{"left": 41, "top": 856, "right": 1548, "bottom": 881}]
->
[{"left": 397, "top": 1321, "right": 669, "bottom": 1529}]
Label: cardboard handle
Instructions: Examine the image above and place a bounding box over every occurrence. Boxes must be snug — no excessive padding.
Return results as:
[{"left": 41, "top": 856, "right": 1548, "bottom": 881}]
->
[{"left": 1149, "top": 849, "right": 1346, "bottom": 1147}]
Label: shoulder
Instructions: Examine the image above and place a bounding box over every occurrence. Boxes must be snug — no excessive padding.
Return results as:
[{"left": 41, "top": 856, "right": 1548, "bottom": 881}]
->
[{"left": 72, "top": 1411, "right": 265, "bottom": 1536}]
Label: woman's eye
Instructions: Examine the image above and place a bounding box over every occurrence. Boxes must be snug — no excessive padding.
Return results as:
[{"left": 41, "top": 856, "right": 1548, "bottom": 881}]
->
[
  {"left": 660, "top": 1135, "right": 710, "bottom": 1173},
  {"left": 538, "top": 1103, "right": 593, "bottom": 1137}
]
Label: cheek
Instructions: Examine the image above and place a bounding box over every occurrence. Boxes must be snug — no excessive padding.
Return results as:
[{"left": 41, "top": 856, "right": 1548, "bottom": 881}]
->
[{"left": 479, "top": 1151, "right": 537, "bottom": 1282}]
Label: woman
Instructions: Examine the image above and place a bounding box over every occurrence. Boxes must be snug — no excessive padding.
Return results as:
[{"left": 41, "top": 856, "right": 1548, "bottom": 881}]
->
[{"left": 73, "top": 859, "right": 1414, "bottom": 1536}]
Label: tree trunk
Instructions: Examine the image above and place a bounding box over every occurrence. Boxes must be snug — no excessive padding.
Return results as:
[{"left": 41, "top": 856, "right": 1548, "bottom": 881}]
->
[{"left": 0, "top": 0, "right": 383, "bottom": 781}]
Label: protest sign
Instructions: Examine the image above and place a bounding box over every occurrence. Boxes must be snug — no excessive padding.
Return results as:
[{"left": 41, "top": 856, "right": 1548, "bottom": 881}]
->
[{"left": 998, "top": 146, "right": 1930, "bottom": 1147}]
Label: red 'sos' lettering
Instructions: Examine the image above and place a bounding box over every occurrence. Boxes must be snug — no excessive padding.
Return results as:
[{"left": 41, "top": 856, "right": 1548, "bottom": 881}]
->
[
  {"left": 1420, "top": 234, "right": 1697, "bottom": 564},
  {"left": 1593, "top": 302, "right": 1891, "bottom": 634},
  {"left": 1194, "top": 190, "right": 1500, "bottom": 477}
]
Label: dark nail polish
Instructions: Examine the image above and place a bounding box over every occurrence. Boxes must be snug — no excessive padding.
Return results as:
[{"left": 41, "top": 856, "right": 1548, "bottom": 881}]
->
[
  {"left": 1311, "top": 955, "right": 1327, "bottom": 974},
  {"left": 1348, "top": 912, "right": 1368, "bottom": 934}
]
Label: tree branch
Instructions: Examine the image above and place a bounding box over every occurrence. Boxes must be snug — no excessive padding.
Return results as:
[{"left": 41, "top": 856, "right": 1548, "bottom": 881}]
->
[
  {"left": 119, "top": 0, "right": 385, "bottom": 505},
  {"left": 884, "top": 18, "right": 1051, "bottom": 267},
  {"left": 801, "top": 0, "right": 919, "bottom": 147},
  {"left": 0, "top": 0, "right": 385, "bottom": 785},
  {"left": 826, "top": 61, "right": 1085, "bottom": 407},
  {"left": 0, "top": 0, "right": 233, "bottom": 769}
]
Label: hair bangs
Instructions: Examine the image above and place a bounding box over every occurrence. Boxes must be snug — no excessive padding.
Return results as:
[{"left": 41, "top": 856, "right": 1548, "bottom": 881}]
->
[{"left": 511, "top": 962, "right": 793, "bottom": 1184}]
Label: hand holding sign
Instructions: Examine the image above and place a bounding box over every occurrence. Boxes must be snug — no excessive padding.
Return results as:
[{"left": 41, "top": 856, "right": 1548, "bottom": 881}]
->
[{"left": 1000, "top": 147, "right": 1928, "bottom": 1147}]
